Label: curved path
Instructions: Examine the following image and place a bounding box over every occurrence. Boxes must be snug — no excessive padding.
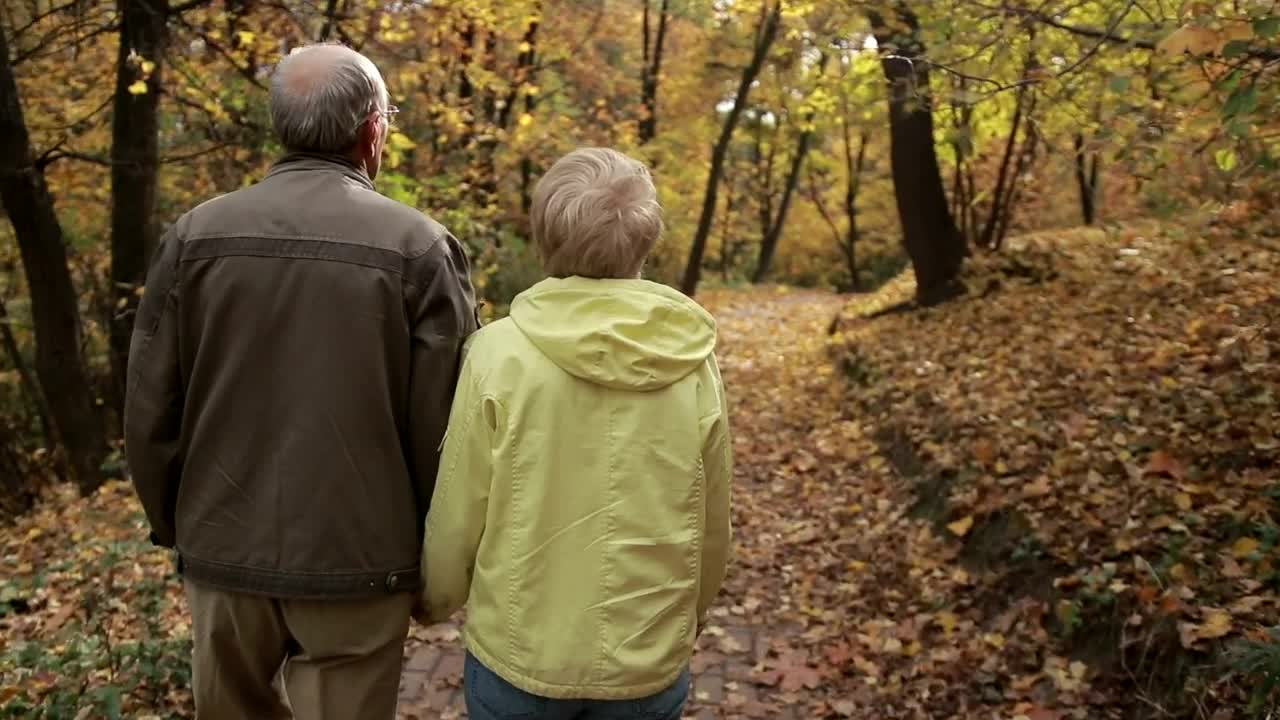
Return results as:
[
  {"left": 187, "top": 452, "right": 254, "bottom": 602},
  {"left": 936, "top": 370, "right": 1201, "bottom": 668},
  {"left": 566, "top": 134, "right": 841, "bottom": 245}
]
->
[{"left": 397, "top": 289, "right": 848, "bottom": 720}]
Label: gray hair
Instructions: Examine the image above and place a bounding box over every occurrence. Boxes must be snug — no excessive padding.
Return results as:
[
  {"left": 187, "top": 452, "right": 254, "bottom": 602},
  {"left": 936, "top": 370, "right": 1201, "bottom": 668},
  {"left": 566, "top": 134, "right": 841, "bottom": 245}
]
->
[
  {"left": 531, "top": 148, "right": 664, "bottom": 279},
  {"left": 269, "top": 43, "right": 387, "bottom": 154}
]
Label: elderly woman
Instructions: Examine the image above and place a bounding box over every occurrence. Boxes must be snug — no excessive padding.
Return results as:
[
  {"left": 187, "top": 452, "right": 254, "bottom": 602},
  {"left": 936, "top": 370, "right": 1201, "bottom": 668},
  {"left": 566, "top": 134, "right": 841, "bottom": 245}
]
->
[{"left": 420, "top": 148, "right": 733, "bottom": 720}]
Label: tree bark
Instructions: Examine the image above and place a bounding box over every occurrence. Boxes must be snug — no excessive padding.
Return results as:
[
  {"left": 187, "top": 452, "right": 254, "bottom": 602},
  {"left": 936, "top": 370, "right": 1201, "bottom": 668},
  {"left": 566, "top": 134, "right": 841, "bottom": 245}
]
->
[
  {"left": 0, "top": 27, "right": 109, "bottom": 493},
  {"left": 843, "top": 127, "right": 869, "bottom": 290},
  {"left": 680, "top": 0, "right": 782, "bottom": 296},
  {"left": 753, "top": 122, "right": 813, "bottom": 283},
  {"left": 979, "top": 84, "right": 1026, "bottom": 249},
  {"left": 639, "top": 0, "right": 670, "bottom": 144},
  {"left": 752, "top": 121, "right": 776, "bottom": 247},
  {"left": 992, "top": 95, "right": 1038, "bottom": 249},
  {"left": 319, "top": 0, "right": 340, "bottom": 41},
  {"left": 0, "top": 296, "right": 55, "bottom": 446},
  {"left": 869, "top": 4, "right": 965, "bottom": 306},
  {"left": 1074, "top": 133, "right": 1099, "bottom": 225},
  {"left": 495, "top": 14, "right": 539, "bottom": 131},
  {"left": 0, "top": 420, "right": 34, "bottom": 518},
  {"left": 109, "top": 0, "right": 169, "bottom": 411},
  {"left": 719, "top": 167, "right": 737, "bottom": 281}
]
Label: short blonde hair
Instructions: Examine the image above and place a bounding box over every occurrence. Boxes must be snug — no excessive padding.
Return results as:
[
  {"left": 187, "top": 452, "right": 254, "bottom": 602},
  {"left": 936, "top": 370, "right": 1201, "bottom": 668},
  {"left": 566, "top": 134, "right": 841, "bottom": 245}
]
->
[{"left": 530, "top": 148, "right": 663, "bottom": 279}]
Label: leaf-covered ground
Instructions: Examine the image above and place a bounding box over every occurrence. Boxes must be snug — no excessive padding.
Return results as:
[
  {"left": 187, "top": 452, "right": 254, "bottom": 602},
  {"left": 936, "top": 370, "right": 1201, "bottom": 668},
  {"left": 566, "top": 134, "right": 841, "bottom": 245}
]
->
[
  {"left": 2, "top": 224, "right": 1278, "bottom": 718},
  {"left": 818, "top": 225, "right": 1279, "bottom": 718}
]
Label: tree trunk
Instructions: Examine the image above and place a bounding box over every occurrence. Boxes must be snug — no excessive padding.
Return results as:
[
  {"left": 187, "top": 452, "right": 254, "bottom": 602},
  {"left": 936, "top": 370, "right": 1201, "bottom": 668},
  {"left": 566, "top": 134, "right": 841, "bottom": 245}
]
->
[
  {"left": 0, "top": 419, "right": 35, "bottom": 518},
  {"left": 752, "top": 122, "right": 776, "bottom": 248},
  {"left": 843, "top": 128, "right": 869, "bottom": 291},
  {"left": 753, "top": 124, "right": 813, "bottom": 283},
  {"left": 680, "top": 0, "right": 782, "bottom": 296},
  {"left": 0, "top": 27, "right": 109, "bottom": 494},
  {"left": 319, "top": 0, "right": 340, "bottom": 41},
  {"left": 517, "top": 11, "right": 542, "bottom": 218},
  {"left": 458, "top": 21, "right": 476, "bottom": 110},
  {"left": 979, "top": 83, "right": 1026, "bottom": 249},
  {"left": 992, "top": 95, "right": 1038, "bottom": 249},
  {"left": 869, "top": 4, "right": 965, "bottom": 306},
  {"left": 1074, "top": 133, "right": 1098, "bottom": 225},
  {"left": 639, "top": 0, "right": 670, "bottom": 144},
  {"left": 109, "top": 0, "right": 169, "bottom": 412},
  {"left": 719, "top": 168, "right": 737, "bottom": 281},
  {"left": 0, "top": 296, "right": 55, "bottom": 446},
  {"left": 495, "top": 14, "right": 539, "bottom": 131}
]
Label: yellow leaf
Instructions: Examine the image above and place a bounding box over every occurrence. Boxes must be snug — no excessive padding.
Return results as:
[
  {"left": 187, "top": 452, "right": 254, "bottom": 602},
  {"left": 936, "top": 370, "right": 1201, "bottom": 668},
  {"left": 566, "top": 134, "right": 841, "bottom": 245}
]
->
[
  {"left": 1231, "top": 537, "right": 1260, "bottom": 559},
  {"left": 1195, "top": 609, "right": 1232, "bottom": 640},
  {"left": 127, "top": 80, "right": 149, "bottom": 95},
  {"left": 387, "top": 131, "right": 417, "bottom": 151},
  {"left": 237, "top": 30, "right": 255, "bottom": 46},
  {"left": 518, "top": 112, "right": 534, "bottom": 127},
  {"left": 936, "top": 611, "right": 958, "bottom": 635},
  {"left": 947, "top": 515, "right": 975, "bottom": 537},
  {"left": 141, "top": 59, "right": 156, "bottom": 75},
  {"left": 1158, "top": 24, "right": 1222, "bottom": 56},
  {"left": 1174, "top": 493, "right": 1192, "bottom": 511}
]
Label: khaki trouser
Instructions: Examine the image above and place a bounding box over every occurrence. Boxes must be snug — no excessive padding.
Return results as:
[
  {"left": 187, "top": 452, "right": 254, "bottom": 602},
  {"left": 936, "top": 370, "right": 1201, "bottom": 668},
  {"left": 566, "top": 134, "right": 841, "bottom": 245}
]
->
[{"left": 185, "top": 580, "right": 413, "bottom": 720}]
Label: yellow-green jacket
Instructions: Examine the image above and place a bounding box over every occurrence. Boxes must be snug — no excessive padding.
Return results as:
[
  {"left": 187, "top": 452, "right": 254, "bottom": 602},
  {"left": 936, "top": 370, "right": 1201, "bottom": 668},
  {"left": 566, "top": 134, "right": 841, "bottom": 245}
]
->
[{"left": 422, "top": 276, "right": 733, "bottom": 700}]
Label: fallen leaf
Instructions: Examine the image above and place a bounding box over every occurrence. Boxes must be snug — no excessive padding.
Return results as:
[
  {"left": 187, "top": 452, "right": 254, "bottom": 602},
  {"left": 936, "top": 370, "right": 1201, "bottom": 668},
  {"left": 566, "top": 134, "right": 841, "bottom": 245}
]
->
[
  {"left": 947, "top": 515, "right": 975, "bottom": 537},
  {"left": 1231, "top": 537, "right": 1260, "bottom": 559},
  {"left": 1144, "top": 450, "right": 1188, "bottom": 480},
  {"left": 717, "top": 634, "right": 748, "bottom": 654},
  {"left": 936, "top": 611, "right": 959, "bottom": 635},
  {"left": 1195, "top": 609, "right": 1233, "bottom": 640},
  {"left": 973, "top": 437, "right": 998, "bottom": 466}
]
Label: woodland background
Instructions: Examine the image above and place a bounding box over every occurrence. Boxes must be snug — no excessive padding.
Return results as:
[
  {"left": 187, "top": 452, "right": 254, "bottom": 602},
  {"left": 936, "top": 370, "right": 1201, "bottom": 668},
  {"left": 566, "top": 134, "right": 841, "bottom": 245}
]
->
[{"left": 0, "top": 0, "right": 1278, "bottom": 718}]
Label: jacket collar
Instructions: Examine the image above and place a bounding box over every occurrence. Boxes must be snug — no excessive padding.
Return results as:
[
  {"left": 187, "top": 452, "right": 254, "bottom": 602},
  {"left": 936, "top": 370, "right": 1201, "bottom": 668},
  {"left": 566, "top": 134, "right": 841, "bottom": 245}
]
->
[{"left": 265, "top": 152, "right": 375, "bottom": 191}]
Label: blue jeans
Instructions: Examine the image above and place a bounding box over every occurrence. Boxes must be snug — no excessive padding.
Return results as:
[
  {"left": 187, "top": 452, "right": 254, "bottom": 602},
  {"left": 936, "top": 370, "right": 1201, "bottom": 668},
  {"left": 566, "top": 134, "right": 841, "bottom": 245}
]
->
[{"left": 463, "top": 653, "right": 690, "bottom": 720}]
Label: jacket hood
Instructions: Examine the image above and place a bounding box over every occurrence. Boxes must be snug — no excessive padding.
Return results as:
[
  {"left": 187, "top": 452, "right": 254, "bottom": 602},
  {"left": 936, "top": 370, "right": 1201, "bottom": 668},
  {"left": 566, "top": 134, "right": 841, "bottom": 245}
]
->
[{"left": 509, "top": 277, "right": 717, "bottom": 391}]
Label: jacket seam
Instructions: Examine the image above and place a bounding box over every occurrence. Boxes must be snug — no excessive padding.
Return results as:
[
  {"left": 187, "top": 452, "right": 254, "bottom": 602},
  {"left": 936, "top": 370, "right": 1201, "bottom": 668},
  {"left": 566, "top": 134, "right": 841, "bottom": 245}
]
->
[
  {"left": 685, "top": 455, "right": 701, "bottom": 640},
  {"left": 184, "top": 231, "right": 440, "bottom": 257},
  {"left": 181, "top": 248, "right": 409, "bottom": 278},
  {"left": 506, "top": 401, "right": 521, "bottom": 664},
  {"left": 125, "top": 287, "right": 175, "bottom": 396},
  {"left": 424, "top": 388, "right": 481, "bottom": 548},
  {"left": 594, "top": 398, "right": 618, "bottom": 684},
  {"left": 180, "top": 233, "right": 445, "bottom": 273},
  {"left": 127, "top": 236, "right": 182, "bottom": 386},
  {"left": 180, "top": 551, "right": 417, "bottom": 576}
]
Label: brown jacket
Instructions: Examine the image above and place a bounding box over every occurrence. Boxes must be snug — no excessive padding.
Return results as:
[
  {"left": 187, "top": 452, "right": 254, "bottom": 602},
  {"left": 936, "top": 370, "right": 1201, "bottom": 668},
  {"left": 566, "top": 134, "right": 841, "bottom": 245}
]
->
[{"left": 124, "top": 153, "right": 478, "bottom": 599}]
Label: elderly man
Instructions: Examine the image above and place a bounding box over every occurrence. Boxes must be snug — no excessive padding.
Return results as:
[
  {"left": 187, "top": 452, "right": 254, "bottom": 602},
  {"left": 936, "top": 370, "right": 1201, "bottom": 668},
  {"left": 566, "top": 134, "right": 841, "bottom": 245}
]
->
[{"left": 124, "top": 43, "right": 477, "bottom": 718}]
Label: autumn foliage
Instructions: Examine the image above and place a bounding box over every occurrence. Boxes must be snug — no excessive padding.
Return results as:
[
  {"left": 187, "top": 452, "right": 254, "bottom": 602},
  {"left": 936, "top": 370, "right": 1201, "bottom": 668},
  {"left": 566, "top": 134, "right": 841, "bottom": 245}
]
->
[{"left": 2, "top": 0, "right": 1280, "bottom": 717}]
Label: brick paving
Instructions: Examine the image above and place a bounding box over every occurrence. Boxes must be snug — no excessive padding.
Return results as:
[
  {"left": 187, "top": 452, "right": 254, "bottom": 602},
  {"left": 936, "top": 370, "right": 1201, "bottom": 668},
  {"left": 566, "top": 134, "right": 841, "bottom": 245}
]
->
[{"left": 396, "top": 617, "right": 802, "bottom": 720}]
